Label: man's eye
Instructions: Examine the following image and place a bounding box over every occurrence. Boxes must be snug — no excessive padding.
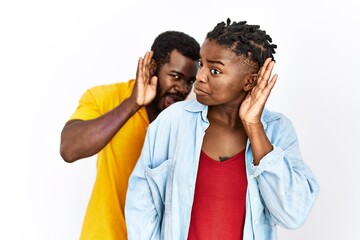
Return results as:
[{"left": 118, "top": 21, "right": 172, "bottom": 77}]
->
[
  {"left": 210, "top": 68, "right": 220, "bottom": 75},
  {"left": 187, "top": 78, "right": 196, "bottom": 84},
  {"left": 172, "top": 75, "right": 180, "bottom": 80}
]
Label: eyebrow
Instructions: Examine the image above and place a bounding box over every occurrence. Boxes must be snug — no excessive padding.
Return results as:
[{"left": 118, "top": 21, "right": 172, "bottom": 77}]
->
[
  {"left": 169, "top": 70, "right": 185, "bottom": 76},
  {"left": 206, "top": 59, "right": 225, "bottom": 66}
]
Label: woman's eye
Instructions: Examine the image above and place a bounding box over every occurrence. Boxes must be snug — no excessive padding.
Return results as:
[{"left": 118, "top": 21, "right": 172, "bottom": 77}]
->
[
  {"left": 198, "top": 60, "right": 203, "bottom": 67},
  {"left": 172, "top": 75, "right": 180, "bottom": 80},
  {"left": 210, "top": 68, "right": 220, "bottom": 75}
]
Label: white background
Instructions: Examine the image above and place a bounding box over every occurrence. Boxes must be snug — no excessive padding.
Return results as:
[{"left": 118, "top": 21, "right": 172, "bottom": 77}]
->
[{"left": 1, "top": 0, "right": 359, "bottom": 239}]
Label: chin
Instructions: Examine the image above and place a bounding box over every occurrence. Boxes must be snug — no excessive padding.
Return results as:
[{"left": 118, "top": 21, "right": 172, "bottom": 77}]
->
[
  {"left": 163, "top": 103, "right": 172, "bottom": 110},
  {"left": 161, "top": 98, "right": 173, "bottom": 110},
  {"left": 195, "top": 96, "right": 207, "bottom": 105},
  {"left": 158, "top": 102, "right": 167, "bottom": 111}
]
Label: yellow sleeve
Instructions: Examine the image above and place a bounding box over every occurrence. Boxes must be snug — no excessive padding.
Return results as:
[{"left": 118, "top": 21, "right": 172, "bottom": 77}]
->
[
  {"left": 68, "top": 85, "right": 107, "bottom": 121},
  {"left": 68, "top": 81, "right": 134, "bottom": 122}
]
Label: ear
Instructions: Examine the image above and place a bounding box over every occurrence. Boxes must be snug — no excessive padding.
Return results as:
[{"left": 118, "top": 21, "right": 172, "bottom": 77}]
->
[
  {"left": 243, "top": 73, "right": 258, "bottom": 92},
  {"left": 150, "top": 60, "right": 157, "bottom": 76}
]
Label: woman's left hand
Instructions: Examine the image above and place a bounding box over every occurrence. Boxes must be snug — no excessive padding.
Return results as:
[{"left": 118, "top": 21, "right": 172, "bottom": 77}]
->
[{"left": 239, "top": 58, "right": 278, "bottom": 126}]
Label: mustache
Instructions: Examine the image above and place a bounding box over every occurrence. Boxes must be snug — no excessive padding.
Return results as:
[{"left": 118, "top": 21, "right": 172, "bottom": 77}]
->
[
  {"left": 156, "top": 86, "right": 188, "bottom": 101},
  {"left": 165, "top": 92, "right": 187, "bottom": 101}
]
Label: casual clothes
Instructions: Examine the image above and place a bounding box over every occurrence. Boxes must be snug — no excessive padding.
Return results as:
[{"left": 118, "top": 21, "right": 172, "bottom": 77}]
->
[
  {"left": 187, "top": 149, "right": 247, "bottom": 240},
  {"left": 69, "top": 80, "right": 149, "bottom": 240},
  {"left": 125, "top": 99, "right": 320, "bottom": 240}
]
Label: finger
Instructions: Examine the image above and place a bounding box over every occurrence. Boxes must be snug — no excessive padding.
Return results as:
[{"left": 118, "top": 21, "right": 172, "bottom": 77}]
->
[
  {"left": 262, "top": 74, "right": 278, "bottom": 101},
  {"left": 265, "top": 74, "right": 278, "bottom": 92},
  {"left": 149, "top": 76, "right": 158, "bottom": 90},
  {"left": 257, "top": 60, "right": 275, "bottom": 89},
  {"left": 140, "top": 51, "right": 153, "bottom": 85},
  {"left": 255, "top": 58, "right": 271, "bottom": 89},
  {"left": 142, "top": 52, "right": 153, "bottom": 85},
  {"left": 143, "top": 51, "right": 153, "bottom": 67},
  {"left": 257, "top": 58, "right": 272, "bottom": 77},
  {"left": 136, "top": 57, "right": 144, "bottom": 83},
  {"left": 259, "top": 59, "right": 274, "bottom": 81},
  {"left": 148, "top": 51, "right": 154, "bottom": 61}
]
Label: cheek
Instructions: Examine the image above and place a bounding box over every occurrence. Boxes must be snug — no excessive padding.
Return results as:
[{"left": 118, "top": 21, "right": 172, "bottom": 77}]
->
[
  {"left": 157, "top": 77, "right": 172, "bottom": 93},
  {"left": 209, "top": 84, "right": 228, "bottom": 100},
  {"left": 211, "top": 80, "right": 237, "bottom": 93},
  {"left": 211, "top": 82, "right": 242, "bottom": 100}
]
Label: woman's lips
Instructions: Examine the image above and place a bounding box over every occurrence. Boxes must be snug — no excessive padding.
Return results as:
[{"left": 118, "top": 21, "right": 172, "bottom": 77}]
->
[{"left": 193, "top": 86, "right": 209, "bottom": 96}]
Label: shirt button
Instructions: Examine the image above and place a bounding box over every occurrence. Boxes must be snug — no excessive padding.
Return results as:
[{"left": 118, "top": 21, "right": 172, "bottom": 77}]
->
[
  {"left": 254, "top": 197, "right": 258, "bottom": 201},
  {"left": 254, "top": 220, "right": 259, "bottom": 225},
  {"left": 249, "top": 175, "right": 254, "bottom": 179}
]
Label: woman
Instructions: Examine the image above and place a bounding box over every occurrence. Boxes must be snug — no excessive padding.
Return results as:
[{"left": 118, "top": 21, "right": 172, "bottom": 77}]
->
[{"left": 125, "top": 18, "right": 320, "bottom": 240}]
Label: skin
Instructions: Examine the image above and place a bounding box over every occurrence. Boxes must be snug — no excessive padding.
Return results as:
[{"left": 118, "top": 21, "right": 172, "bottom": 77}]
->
[
  {"left": 60, "top": 50, "right": 198, "bottom": 163},
  {"left": 145, "top": 50, "right": 198, "bottom": 121},
  {"left": 193, "top": 39, "right": 278, "bottom": 165}
]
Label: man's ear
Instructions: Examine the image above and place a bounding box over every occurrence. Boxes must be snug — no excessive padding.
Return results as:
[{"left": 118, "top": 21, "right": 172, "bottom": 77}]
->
[
  {"left": 150, "top": 60, "right": 157, "bottom": 76},
  {"left": 243, "top": 73, "right": 258, "bottom": 91}
]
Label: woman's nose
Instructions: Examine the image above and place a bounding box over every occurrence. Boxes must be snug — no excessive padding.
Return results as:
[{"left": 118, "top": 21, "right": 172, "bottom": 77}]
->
[{"left": 196, "top": 68, "right": 208, "bottom": 83}]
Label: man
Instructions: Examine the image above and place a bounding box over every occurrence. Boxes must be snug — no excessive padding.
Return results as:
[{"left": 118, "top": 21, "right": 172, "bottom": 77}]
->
[{"left": 60, "top": 31, "right": 200, "bottom": 239}]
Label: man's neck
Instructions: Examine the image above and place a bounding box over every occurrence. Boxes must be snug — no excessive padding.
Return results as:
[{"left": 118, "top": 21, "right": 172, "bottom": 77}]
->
[{"left": 145, "top": 102, "right": 160, "bottom": 122}]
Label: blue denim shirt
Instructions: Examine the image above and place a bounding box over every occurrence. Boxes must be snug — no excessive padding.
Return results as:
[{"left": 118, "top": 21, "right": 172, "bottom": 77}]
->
[{"left": 125, "top": 100, "right": 320, "bottom": 240}]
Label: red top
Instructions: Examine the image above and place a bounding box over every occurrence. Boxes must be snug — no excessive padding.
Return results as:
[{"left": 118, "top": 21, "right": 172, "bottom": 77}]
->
[{"left": 187, "top": 149, "right": 248, "bottom": 240}]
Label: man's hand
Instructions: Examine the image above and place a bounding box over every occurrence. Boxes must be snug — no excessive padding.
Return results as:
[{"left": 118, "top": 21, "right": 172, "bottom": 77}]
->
[{"left": 130, "top": 51, "right": 158, "bottom": 106}]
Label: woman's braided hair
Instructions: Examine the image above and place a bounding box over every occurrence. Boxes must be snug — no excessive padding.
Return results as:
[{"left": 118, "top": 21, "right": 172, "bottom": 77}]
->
[{"left": 206, "top": 18, "right": 277, "bottom": 69}]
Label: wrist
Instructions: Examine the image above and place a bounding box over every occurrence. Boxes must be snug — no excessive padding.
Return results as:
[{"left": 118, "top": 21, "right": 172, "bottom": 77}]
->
[
  {"left": 242, "top": 120, "right": 262, "bottom": 128},
  {"left": 125, "top": 97, "right": 142, "bottom": 112},
  {"left": 242, "top": 121, "right": 264, "bottom": 135}
]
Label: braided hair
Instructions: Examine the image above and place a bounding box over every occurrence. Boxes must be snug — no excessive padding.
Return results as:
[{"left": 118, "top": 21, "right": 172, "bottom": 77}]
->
[
  {"left": 151, "top": 31, "right": 200, "bottom": 70},
  {"left": 206, "top": 18, "right": 277, "bottom": 69}
]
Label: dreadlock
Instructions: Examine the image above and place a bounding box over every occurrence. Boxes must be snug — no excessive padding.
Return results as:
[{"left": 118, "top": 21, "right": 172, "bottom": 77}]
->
[
  {"left": 151, "top": 31, "right": 200, "bottom": 71},
  {"left": 206, "top": 18, "right": 277, "bottom": 69}
]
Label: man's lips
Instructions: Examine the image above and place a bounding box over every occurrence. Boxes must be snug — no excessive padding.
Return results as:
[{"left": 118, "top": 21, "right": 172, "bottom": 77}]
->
[{"left": 164, "top": 94, "right": 184, "bottom": 107}]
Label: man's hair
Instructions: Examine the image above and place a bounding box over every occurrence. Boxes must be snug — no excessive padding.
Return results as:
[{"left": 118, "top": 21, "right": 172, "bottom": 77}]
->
[
  {"left": 206, "top": 18, "right": 277, "bottom": 68},
  {"left": 151, "top": 31, "right": 200, "bottom": 69}
]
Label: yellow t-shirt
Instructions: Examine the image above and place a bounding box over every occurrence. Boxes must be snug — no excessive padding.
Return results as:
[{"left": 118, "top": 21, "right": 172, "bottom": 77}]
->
[{"left": 69, "top": 80, "right": 149, "bottom": 240}]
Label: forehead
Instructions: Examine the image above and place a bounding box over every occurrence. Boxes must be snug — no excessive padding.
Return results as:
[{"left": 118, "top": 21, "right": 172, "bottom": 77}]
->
[
  {"left": 200, "top": 39, "right": 238, "bottom": 63},
  {"left": 162, "top": 49, "right": 198, "bottom": 73},
  {"left": 200, "top": 39, "right": 257, "bottom": 71}
]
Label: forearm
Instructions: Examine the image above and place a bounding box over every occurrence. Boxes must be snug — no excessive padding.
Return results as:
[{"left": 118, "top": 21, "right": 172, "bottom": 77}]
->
[
  {"left": 254, "top": 146, "right": 320, "bottom": 229},
  {"left": 248, "top": 117, "right": 320, "bottom": 228},
  {"left": 60, "top": 98, "right": 141, "bottom": 162},
  {"left": 243, "top": 122, "right": 273, "bottom": 165}
]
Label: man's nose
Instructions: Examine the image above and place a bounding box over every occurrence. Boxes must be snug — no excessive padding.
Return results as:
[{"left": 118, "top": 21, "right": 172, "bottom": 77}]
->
[{"left": 175, "top": 80, "right": 190, "bottom": 95}]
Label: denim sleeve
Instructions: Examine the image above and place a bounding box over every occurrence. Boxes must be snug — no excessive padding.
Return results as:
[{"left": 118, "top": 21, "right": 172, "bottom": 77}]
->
[
  {"left": 250, "top": 116, "right": 320, "bottom": 229},
  {"left": 125, "top": 125, "right": 161, "bottom": 240}
]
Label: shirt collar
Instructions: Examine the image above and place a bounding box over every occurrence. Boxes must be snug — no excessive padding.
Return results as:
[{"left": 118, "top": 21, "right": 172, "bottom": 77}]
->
[
  {"left": 261, "top": 108, "right": 281, "bottom": 129},
  {"left": 183, "top": 99, "right": 280, "bottom": 128},
  {"left": 184, "top": 100, "right": 209, "bottom": 123}
]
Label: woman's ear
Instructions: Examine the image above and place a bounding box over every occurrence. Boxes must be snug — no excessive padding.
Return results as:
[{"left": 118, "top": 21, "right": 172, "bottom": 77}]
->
[
  {"left": 243, "top": 73, "right": 258, "bottom": 91},
  {"left": 150, "top": 60, "right": 157, "bottom": 76}
]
